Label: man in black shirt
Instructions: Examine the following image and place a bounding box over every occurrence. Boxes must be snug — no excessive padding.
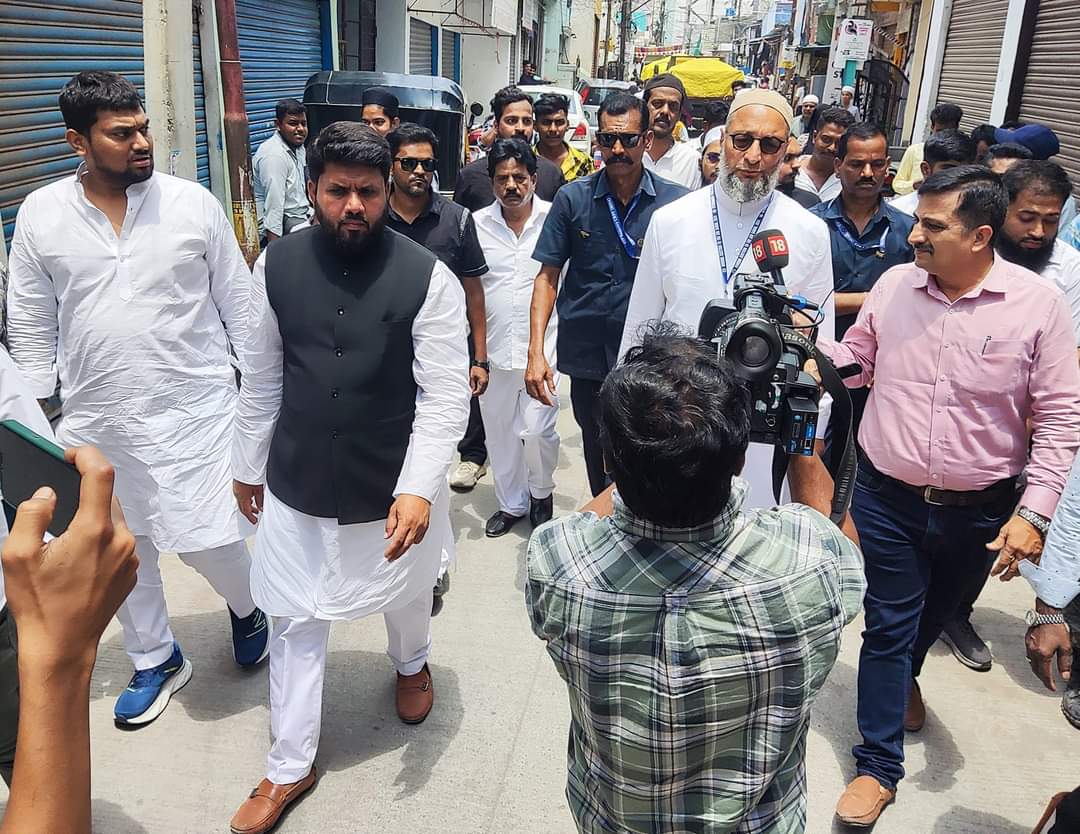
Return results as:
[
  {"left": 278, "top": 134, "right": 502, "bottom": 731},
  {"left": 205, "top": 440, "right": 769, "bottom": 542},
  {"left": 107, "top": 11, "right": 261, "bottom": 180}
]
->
[
  {"left": 454, "top": 86, "right": 564, "bottom": 213},
  {"left": 777, "top": 135, "right": 820, "bottom": 209}
]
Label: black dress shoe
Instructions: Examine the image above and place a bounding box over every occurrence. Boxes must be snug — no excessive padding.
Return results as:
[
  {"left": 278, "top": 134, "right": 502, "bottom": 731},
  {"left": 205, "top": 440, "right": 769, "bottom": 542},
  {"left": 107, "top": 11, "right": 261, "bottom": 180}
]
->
[
  {"left": 485, "top": 511, "right": 524, "bottom": 537},
  {"left": 530, "top": 494, "right": 554, "bottom": 527}
]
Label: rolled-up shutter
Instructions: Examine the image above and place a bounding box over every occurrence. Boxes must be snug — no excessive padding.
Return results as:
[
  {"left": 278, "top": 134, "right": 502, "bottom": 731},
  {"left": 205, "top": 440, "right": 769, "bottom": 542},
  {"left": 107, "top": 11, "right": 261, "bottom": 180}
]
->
[
  {"left": 410, "top": 18, "right": 436, "bottom": 76},
  {"left": 441, "top": 29, "right": 460, "bottom": 82},
  {"left": 236, "top": 0, "right": 323, "bottom": 152},
  {"left": 935, "top": 0, "right": 1010, "bottom": 132},
  {"left": 193, "top": 2, "right": 210, "bottom": 188},
  {"left": 1017, "top": 0, "right": 1080, "bottom": 195},
  {"left": 0, "top": 0, "right": 144, "bottom": 247}
]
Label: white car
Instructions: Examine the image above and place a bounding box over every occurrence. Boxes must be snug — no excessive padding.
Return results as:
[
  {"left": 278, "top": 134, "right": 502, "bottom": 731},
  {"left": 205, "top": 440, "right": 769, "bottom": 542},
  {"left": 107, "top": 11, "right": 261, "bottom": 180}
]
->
[{"left": 521, "top": 85, "right": 594, "bottom": 154}]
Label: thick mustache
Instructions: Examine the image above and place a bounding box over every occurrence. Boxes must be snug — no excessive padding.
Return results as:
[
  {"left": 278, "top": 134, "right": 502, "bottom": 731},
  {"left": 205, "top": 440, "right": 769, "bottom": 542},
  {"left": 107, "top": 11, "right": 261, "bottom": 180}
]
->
[{"left": 607, "top": 155, "right": 632, "bottom": 165}]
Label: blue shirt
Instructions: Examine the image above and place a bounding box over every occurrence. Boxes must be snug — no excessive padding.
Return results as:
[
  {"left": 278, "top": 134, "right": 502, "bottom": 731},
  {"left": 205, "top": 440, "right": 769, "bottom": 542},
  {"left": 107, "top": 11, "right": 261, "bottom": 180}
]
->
[
  {"left": 532, "top": 168, "right": 689, "bottom": 381},
  {"left": 810, "top": 196, "right": 915, "bottom": 338}
]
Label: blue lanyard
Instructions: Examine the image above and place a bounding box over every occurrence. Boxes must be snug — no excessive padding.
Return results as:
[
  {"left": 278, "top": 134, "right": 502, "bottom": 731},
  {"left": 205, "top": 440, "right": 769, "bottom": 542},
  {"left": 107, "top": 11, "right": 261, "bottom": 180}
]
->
[
  {"left": 711, "top": 188, "right": 772, "bottom": 285},
  {"left": 605, "top": 192, "right": 643, "bottom": 260},
  {"left": 829, "top": 213, "right": 890, "bottom": 258}
]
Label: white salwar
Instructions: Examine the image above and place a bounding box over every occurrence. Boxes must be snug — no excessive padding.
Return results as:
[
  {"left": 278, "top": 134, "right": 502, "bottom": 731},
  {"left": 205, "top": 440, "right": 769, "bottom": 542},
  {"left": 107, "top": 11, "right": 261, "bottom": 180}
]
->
[
  {"left": 620, "top": 183, "right": 836, "bottom": 511},
  {"left": 233, "top": 247, "right": 469, "bottom": 783},
  {"left": 7, "top": 169, "right": 257, "bottom": 670},
  {"left": 474, "top": 199, "right": 560, "bottom": 517}
]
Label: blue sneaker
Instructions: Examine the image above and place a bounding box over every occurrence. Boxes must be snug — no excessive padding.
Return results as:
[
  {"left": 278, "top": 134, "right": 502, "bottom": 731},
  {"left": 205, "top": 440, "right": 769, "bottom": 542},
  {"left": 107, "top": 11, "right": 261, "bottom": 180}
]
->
[
  {"left": 114, "top": 643, "right": 192, "bottom": 725},
  {"left": 230, "top": 607, "right": 270, "bottom": 667}
]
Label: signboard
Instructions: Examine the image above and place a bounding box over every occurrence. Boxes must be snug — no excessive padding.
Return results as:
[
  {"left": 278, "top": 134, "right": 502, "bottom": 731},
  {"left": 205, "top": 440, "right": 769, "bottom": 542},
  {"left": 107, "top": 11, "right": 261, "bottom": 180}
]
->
[
  {"left": 832, "top": 18, "right": 872, "bottom": 68},
  {"left": 774, "top": 2, "right": 792, "bottom": 25}
]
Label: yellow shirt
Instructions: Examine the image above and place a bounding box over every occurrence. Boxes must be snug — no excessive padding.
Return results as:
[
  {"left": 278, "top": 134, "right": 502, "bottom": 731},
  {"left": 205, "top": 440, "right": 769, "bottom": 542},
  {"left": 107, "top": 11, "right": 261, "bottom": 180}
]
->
[{"left": 892, "top": 142, "right": 925, "bottom": 195}]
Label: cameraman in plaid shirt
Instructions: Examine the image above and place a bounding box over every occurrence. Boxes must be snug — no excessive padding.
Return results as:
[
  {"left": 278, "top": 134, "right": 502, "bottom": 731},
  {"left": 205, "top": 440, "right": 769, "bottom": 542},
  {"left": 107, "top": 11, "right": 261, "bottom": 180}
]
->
[{"left": 526, "top": 327, "right": 865, "bottom": 833}]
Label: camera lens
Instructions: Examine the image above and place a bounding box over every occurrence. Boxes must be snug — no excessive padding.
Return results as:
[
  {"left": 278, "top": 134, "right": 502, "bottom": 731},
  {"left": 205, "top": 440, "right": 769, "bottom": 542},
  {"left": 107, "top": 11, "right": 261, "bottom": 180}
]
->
[{"left": 741, "top": 335, "right": 772, "bottom": 367}]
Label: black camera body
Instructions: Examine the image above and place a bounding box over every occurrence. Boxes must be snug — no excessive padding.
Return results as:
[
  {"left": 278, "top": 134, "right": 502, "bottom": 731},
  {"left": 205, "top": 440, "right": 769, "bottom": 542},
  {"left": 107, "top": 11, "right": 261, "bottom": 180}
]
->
[{"left": 698, "top": 272, "right": 819, "bottom": 455}]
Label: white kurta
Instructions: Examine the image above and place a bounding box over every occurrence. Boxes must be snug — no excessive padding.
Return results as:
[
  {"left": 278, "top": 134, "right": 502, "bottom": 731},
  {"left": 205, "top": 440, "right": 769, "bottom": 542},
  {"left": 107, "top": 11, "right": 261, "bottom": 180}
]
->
[
  {"left": 232, "top": 249, "right": 470, "bottom": 620},
  {"left": 6, "top": 169, "right": 253, "bottom": 552},
  {"left": 643, "top": 141, "right": 703, "bottom": 191},
  {"left": 620, "top": 183, "right": 836, "bottom": 510},
  {"left": 1042, "top": 240, "right": 1080, "bottom": 346},
  {"left": 795, "top": 166, "right": 842, "bottom": 202}
]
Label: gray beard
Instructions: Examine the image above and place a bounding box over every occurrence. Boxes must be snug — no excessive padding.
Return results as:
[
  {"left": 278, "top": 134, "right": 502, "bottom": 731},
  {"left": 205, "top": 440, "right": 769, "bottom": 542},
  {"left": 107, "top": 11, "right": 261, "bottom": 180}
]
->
[{"left": 716, "top": 156, "right": 779, "bottom": 203}]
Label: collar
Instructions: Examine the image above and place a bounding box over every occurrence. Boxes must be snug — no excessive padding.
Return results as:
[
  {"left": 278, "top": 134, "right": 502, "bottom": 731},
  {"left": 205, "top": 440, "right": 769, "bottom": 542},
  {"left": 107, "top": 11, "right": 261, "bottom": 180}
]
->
[
  {"left": 594, "top": 166, "right": 655, "bottom": 201},
  {"left": 826, "top": 195, "right": 891, "bottom": 231},
  {"left": 489, "top": 197, "right": 544, "bottom": 235},
  {"left": 74, "top": 162, "right": 154, "bottom": 202},
  {"left": 910, "top": 254, "right": 1009, "bottom": 298},
  {"left": 711, "top": 180, "right": 773, "bottom": 217},
  {"left": 274, "top": 131, "right": 300, "bottom": 155},
  {"left": 387, "top": 189, "right": 440, "bottom": 223},
  {"left": 609, "top": 478, "right": 749, "bottom": 543}
]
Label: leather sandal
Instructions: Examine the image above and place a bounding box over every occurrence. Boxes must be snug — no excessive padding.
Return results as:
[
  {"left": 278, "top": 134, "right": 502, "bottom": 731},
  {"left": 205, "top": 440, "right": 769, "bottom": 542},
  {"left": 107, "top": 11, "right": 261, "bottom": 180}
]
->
[{"left": 230, "top": 767, "right": 317, "bottom": 834}]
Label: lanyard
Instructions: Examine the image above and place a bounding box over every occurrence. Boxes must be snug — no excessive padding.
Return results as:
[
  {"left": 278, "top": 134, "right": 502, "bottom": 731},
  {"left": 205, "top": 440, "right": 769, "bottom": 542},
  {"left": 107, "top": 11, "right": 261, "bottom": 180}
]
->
[
  {"left": 830, "top": 212, "right": 890, "bottom": 258},
  {"left": 711, "top": 188, "right": 772, "bottom": 285},
  {"left": 605, "top": 192, "right": 643, "bottom": 260}
]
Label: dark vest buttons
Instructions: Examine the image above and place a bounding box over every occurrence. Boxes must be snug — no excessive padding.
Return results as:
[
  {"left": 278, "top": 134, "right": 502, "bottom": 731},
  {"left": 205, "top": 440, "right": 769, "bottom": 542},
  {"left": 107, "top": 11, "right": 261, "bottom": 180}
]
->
[
  {"left": 335, "top": 348, "right": 343, "bottom": 357},
  {"left": 331, "top": 430, "right": 339, "bottom": 439},
  {"left": 337, "top": 307, "right": 345, "bottom": 316},
  {"left": 331, "top": 389, "right": 339, "bottom": 398}
]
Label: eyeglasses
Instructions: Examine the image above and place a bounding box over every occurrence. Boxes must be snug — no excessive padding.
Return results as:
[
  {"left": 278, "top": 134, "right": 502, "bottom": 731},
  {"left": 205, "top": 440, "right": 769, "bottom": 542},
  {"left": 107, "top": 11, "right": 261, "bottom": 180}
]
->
[
  {"left": 395, "top": 157, "right": 437, "bottom": 172},
  {"left": 727, "top": 133, "right": 786, "bottom": 155},
  {"left": 596, "top": 131, "right": 644, "bottom": 149},
  {"left": 703, "top": 151, "right": 722, "bottom": 164}
]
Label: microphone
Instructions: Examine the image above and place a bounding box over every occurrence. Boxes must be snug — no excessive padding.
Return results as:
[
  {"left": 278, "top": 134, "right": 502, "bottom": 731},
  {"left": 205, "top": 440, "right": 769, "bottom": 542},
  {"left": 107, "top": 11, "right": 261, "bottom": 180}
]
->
[{"left": 751, "top": 228, "right": 790, "bottom": 287}]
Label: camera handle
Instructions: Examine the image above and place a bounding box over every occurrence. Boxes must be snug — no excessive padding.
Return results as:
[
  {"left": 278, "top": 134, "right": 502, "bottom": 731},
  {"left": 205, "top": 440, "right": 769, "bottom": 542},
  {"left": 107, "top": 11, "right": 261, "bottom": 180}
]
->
[{"left": 771, "top": 330, "right": 858, "bottom": 525}]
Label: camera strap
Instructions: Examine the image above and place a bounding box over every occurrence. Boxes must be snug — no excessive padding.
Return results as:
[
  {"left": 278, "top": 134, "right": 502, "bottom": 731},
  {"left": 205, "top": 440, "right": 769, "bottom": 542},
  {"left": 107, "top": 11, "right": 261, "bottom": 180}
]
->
[
  {"left": 711, "top": 189, "right": 772, "bottom": 285},
  {"left": 828, "top": 211, "right": 890, "bottom": 257},
  {"left": 605, "top": 193, "right": 643, "bottom": 259}
]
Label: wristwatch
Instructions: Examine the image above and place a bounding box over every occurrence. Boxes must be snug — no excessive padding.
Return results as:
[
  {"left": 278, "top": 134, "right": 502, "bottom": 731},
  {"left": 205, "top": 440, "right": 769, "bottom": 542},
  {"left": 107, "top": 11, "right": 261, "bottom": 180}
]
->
[
  {"left": 1026, "top": 609, "right": 1066, "bottom": 627},
  {"left": 1017, "top": 506, "right": 1051, "bottom": 538},
  {"left": 471, "top": 359, "right": 490, "bottom": 371}
]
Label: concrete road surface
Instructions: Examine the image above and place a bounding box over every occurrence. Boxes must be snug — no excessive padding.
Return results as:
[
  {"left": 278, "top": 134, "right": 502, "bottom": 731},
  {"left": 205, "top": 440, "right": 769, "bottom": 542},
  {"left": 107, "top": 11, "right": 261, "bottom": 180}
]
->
[{"left": 0, "top": 393, "right": 1071, "bottom": 833}]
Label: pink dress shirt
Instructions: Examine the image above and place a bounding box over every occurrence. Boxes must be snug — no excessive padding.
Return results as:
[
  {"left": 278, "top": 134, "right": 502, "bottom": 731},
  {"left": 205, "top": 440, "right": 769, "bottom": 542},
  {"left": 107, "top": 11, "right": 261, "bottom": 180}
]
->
[{"left": 820, "top": 258, "right": 1080, "bottom": 518}]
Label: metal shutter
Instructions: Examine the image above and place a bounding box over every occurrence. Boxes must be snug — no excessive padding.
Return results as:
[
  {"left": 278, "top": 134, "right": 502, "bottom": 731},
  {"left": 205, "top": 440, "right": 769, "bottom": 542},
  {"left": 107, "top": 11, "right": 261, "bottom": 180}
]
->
[
  {"left": 193, "top": 3, "right": 210, "bottom": 188},
  {"left": 236, "top": 0, "right": 323, "bottom": 151},
  {"left": 441, "top": 29, "right": 459, "bottom": 81},
  {"left": 935, "top": 0, "right": 1010, "bottom": 132},
  {"left": 1018, "top": 0, "right": 1080, "bottom": 196},
  {"left": 410, "top": 18, "right": 435, "bottom": 75},
  {"left": 0, "top": 0, "right": 144, "bottom": 247}
]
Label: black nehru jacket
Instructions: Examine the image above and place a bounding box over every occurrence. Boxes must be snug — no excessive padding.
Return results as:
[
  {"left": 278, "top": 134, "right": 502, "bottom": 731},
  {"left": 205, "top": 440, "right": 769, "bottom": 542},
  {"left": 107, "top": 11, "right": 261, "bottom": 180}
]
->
[
  {"left": 264, "top": 225, "right": 434, "bottom": 524},
  {"left": 453, "top": 154, "right": 565, "bottom": 212}
]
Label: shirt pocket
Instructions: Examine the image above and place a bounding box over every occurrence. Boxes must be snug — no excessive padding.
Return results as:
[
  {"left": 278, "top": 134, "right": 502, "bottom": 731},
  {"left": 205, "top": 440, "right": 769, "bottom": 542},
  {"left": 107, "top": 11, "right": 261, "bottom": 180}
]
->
[
  {"left": 573, "top": 229, "right": 615, "bottom": 278},
  {"left": 950, "top": 337, "right": 1026, "bottom": 406}
]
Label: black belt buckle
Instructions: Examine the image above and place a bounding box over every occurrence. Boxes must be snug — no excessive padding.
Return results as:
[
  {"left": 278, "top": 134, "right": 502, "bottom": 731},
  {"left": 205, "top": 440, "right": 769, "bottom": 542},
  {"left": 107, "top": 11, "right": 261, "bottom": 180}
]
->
[{"left": 922, "top": 486, "right": 946, "bottom": 506}]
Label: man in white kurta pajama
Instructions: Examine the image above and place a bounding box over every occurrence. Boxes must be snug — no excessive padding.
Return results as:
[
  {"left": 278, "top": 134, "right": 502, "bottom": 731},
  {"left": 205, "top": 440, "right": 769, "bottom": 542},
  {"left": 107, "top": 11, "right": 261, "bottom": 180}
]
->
[
  {"left": 229, "top": 121, "right": 469, "bottom": 834},
  {"left": 6, "top": 71, "right": 265, "bottom": 727}
]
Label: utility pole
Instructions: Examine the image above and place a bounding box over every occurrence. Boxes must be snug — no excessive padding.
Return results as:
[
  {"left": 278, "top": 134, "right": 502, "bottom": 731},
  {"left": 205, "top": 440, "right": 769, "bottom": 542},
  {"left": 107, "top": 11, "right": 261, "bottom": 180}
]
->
[
  {"left": 603, "top": 0, "right": 613, "bottom": 76},
  {"left": 684, "top": 0, "right": 692, "bottom": 51},
  {"left": 617, "top": 0, "right": 631, "bottom": 79}
]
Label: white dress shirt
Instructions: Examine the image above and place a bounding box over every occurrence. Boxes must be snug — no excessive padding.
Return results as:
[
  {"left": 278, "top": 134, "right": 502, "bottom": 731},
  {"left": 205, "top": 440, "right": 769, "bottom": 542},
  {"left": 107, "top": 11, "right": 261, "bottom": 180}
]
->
[
  {"left": 643, "top": 141, "right": 703, "bottom": 191},
  {"left": 473, "top": 198, "right": 557, "bottom": 370},
  {"left": 7, "top": 169, "right": 253, "bottom": 552},
  {"left": 252, "top": 132, "right": 311, "bottom": 237},
  {"left": 795, "top": 165, "right": 842, "bottom": 202},
  {"left": 1022, "top": 449, "right": 1080, "bottom": 608},
  {"left": 1041, "top": 240, "right": 1080, "bottom": 345},
  {"left": 889, "top": 190, "right": 919, "bottom": 216},
  {"left": 232, "top": 247, "right": 470, "bottom": 618},
  {"left": 621, "top": 183, "right": 836, "bottom": 510}
]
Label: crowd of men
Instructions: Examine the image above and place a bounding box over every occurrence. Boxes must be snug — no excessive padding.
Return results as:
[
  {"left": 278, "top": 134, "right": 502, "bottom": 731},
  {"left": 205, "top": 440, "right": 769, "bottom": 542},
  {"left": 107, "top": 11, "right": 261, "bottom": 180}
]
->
[{"left": 1, "top": 65, "right": 1080, "bottom": 834}]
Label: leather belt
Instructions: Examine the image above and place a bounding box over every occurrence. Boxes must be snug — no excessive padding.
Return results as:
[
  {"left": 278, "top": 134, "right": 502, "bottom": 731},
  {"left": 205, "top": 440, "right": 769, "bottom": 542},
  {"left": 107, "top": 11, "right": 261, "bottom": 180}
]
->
[{"left": 863, "top": 459, "right": 1017, "bottom": 507}]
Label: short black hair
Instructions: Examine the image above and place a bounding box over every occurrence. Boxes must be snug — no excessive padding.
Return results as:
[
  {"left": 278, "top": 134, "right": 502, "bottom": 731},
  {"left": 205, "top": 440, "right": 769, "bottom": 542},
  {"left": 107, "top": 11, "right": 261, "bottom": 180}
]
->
[
  {"left": 986, "top": 142, "right": 1034, "bottom": 162},
  {"left": 970, "top": 123, "right": 998, "bottom": 146},
  {"left": 917, "top": 164, "right": 1007, "bottom": 240},
  {"left": 924, "top": 128, "right": 977, "bottom": 166},
  {"left": 597, "top": 91, "right": 648, "bottom": 133},
  {"left": 491, "top": 86, "right": 532, "bottom": 121},
  {"left": 702, "top": 99, "right": 730, "bottom": 127},
  {"left": 1002, "top": 159, "right": 1074, "bottom": 208},
  {"left": 387, "top": 122, "right": 439, "bottom": 157},
  {"left": 600, "top": 325, "right": 750, "bottom": 528},
  {"left": 487, "top": 137, "right": 537, "bottom": 178},
  {"left": 930, "top": 103, "right": 963, "bottom": 130},
  {"left": 275, "top": 99, "right": 306, "bottom": 121},
  {"left": 533, "top": 93, "right": 570, "bottom": 121},
  {"left": 59, "top": 70, "right": 142, "bottom": 134},
  {"left": 307, "top": 121, "right": 391, "bottom": 182},
  {"left": 837, "top": 122, "right": 887, "bottom": 159},
  {"left": 815, "top": 106, "right": 854, "bottom": 133}
]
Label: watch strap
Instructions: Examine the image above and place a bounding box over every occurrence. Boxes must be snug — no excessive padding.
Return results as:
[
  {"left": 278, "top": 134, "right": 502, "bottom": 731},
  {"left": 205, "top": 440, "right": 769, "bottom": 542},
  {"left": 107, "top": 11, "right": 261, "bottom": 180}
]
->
[
  {"left": 1017, "top": 506, "right": 1051, "bottom": 538},
  {"left": 1026, "top": 609, "right": 1066, "bottom": 627}
]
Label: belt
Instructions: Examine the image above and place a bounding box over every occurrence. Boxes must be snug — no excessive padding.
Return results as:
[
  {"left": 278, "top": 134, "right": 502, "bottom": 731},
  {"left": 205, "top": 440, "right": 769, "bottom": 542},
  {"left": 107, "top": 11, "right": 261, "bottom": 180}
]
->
[{"left": 863, "top": 459, "right": 1017, "bottom": 508}]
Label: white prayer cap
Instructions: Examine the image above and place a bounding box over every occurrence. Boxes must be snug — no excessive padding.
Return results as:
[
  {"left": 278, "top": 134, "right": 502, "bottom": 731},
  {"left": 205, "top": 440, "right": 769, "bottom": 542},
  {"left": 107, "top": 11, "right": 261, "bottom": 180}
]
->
[
  {"left": 842, "top": 85, "right": 855, "bottom": 95},
  {"left": 701, "top": 126, "right": 725, "bottom": 148},
  {"left": 727, "top": 89, "right": 795, "bottom": 128},
  {"left": 800, "top": 94, "right": 819, "bottom": 106}
]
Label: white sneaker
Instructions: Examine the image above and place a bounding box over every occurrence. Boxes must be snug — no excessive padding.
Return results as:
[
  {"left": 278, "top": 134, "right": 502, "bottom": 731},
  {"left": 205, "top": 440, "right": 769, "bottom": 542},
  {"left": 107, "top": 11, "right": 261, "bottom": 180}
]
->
[{"left": 450, "top": 460, "right": 487, "bottom": 491}]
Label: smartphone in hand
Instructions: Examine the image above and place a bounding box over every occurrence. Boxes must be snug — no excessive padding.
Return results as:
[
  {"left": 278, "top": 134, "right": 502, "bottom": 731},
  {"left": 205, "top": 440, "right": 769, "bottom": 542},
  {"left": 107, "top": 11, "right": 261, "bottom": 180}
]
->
[{"left": 0, "top": 419, "right": 81, "bottom": 536}]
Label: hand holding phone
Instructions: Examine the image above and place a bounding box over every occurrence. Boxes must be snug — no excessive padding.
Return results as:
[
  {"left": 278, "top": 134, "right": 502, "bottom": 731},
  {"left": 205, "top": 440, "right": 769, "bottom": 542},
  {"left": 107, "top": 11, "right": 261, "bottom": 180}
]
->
[{"left": 0, "top": 420, "right": 82, "bottom": 536}]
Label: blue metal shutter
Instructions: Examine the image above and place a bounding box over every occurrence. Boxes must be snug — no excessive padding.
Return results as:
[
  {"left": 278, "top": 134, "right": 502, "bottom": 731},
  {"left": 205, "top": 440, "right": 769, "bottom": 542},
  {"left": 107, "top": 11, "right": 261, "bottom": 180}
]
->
[
  {"left": 235, "top": 0, "right": 323, "bottom": 153},
  {"left": 0, "top": 0, "right": 145, "bottom": 247},
  {"left": 192, "top": 2, "right": 210, "bottom": 188}
]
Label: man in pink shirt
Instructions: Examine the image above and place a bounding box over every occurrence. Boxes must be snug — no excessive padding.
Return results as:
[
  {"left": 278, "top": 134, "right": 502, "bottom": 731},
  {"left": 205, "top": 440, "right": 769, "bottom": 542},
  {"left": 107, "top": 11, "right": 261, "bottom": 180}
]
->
[{"left": 821, "top": 166, "right": 1080, "bottom": 827}]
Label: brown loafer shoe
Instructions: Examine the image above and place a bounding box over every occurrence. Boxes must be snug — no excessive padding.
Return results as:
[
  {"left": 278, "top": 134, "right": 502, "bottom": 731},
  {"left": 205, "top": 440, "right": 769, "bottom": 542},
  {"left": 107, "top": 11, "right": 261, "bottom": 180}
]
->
[
  {"left": 836, "top": 775, "right": 896, "bottom": 827},
  {"left": 905, "top": 678, "right": 925, "bottom": 733},
  {"left": 396, "top": 663, "right": 434, "bottom": 724},
  {"left": 230, "top": 767, "right": 317, "bottom": 834}
]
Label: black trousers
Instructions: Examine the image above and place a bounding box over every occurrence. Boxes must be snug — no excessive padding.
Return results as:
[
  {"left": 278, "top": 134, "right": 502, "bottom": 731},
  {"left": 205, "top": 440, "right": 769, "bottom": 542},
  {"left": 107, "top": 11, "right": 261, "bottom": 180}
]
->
[
  {"left": 0, "top": 605, "right": 19, "bottom": 787},
  {"left": 458, "top": 337, "right": 487, "bottom": 465},
  {"left": 569, "top": 377, "right": 610, "bottom": 497}
]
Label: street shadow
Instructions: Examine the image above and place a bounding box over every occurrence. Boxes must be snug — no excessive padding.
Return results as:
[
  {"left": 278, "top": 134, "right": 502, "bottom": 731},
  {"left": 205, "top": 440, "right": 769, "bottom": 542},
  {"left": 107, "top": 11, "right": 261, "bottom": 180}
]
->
[
  {"left": 449, "top": 480, "right": 500, "bottom": 543},
  {"left": 91, "top": 799, "right": 152, "bottom": 834},
  {"left": 929, "top": 806, "right": 1030, "bottom": 834},
  {"left": 969, "top": 605, "right": 1065, "bottom": 698},
  {"left": 315, "top": 650, "right": 463, "bottom": 800}
]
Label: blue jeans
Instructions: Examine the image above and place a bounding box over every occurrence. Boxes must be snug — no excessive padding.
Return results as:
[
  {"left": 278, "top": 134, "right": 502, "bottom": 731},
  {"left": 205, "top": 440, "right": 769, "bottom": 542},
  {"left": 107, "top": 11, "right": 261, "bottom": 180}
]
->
[{"left": 850, "top": 460, "right": 1014, "bottom": 789}]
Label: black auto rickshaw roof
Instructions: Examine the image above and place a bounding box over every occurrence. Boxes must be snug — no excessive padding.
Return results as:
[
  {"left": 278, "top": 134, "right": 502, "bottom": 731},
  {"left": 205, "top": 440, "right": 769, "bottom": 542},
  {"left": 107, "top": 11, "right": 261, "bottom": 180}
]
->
[{"left": 304, "top": 71, "right": 465, "bottom": 114}]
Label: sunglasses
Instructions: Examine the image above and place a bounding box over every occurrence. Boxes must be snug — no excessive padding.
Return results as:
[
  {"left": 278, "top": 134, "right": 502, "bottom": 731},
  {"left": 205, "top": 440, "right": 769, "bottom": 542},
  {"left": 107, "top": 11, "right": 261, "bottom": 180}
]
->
[
  {"left": 395, "top": 157, "right": 437, "bottom": 172},
  {"left": 596, "top": 131, "right": 644, "bottom": 149},
  {"left": 728, "top": 133, "right": 786, "bottom": 155},
  {"left": 703, "top": 151, "right": 722, "bottom": 164}
]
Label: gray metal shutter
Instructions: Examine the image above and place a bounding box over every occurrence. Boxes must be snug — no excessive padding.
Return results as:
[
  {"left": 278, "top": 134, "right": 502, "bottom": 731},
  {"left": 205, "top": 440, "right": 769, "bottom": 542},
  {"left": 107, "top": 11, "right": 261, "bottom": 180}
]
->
[
  {"left": 0, "top": 0, "right": 145, "bottom": 247},
  {"left": 935, "top": 0, "right": 1010, "bottom": 132},
  {"left": 236, "top": 0, "right": 323, "bottom": 151},
  {"left": 1018, "top": 0, "right": 1080, "bottom": 196},
  {"left": 441, "top": 28, "right": 459, "bottom": 81},
  {"left": 410, "top": 18, "right": 435, "bottom": 75},
  {"left": 193, "top": 3, "right": 210, "bottom": 188}
]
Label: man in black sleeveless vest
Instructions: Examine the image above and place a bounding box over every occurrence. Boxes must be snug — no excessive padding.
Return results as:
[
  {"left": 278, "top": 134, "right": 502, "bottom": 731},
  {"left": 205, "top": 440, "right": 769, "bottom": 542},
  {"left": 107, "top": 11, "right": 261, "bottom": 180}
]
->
[{"left": 229, "top": 122, "right": 470, "bottom": 834}]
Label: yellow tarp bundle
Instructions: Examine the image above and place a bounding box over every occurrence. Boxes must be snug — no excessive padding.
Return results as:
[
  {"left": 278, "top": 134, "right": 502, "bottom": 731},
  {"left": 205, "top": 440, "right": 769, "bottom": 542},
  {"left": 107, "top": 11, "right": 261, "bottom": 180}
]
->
[{"left": 640, "top": 57, "right": 745, "bottom": 100}]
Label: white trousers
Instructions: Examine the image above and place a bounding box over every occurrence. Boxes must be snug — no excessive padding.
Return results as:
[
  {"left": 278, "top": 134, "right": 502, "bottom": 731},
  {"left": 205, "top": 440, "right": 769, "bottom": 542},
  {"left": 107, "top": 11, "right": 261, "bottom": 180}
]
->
[
  {"left": 478, "top": 366, "right": 560, "bottom": 516},
  {"left": 266, "top": 584, "right": 433, "bottom": 783},
  {"left": 115, "top": 536, "right": 255, "bottom": 670}
]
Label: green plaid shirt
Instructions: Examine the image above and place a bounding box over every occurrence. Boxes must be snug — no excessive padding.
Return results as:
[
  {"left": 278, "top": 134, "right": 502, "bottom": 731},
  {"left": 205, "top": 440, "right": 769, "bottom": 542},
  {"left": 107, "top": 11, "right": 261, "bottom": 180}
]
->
[{"left": 526, "top": 479, "right": 865, "bottom": 833}]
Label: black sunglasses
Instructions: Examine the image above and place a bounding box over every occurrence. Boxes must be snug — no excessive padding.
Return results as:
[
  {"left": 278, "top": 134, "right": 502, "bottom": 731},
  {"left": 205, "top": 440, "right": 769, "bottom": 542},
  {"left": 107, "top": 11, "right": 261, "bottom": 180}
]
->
[
  {"left": 395, "top": 157, "right": 438, "bottom": 172},
  {"left": 703, "top": 151, "right": 722, "bottom": 164},
  {"left": 596, "top": 131, "right": 644, "bottom": 149},
  {"left": 727, "top": 133, "right": 786, "bottom": 155}
]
